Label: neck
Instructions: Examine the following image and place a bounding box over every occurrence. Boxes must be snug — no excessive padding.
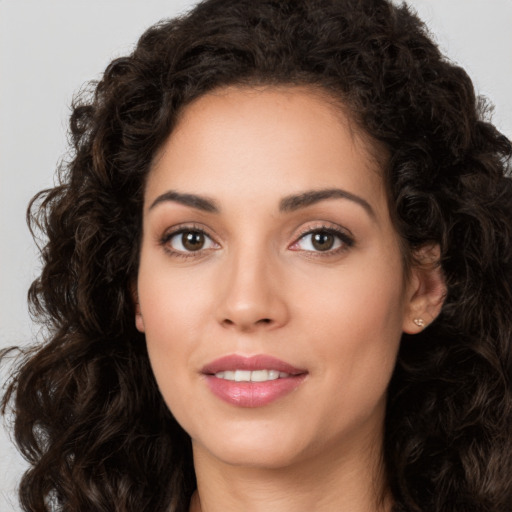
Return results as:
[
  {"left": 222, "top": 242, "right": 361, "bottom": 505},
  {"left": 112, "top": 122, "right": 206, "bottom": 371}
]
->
[{"left": 188, "top": 426, "right": 392, "bottom": 512}]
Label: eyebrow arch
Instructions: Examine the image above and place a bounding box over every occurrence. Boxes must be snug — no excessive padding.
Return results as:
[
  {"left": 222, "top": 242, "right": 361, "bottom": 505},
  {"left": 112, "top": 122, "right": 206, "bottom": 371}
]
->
[
  {"left": 149, "top": 190, "right": 219, "bottom": 213},
  {"left": 279, "top": 188, "right": 375, "bottom": 218}
]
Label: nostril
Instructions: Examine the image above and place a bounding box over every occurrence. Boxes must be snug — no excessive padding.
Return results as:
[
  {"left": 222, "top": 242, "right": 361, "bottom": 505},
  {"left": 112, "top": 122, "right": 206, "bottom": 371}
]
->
[{"left": 221, "top": 317, "right": 273, "bottom": 328}]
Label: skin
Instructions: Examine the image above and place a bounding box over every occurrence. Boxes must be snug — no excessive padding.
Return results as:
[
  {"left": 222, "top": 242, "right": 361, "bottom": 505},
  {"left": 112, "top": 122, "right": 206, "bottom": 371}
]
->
[{"left": 135, "top": 86, "right": 445, "bottom": 512}]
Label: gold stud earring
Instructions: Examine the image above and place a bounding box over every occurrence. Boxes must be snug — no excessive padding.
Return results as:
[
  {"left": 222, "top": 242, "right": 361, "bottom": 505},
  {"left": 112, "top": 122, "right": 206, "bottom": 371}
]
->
[{"left": 413, "top": 318, "right": 425, "bottom": 327}]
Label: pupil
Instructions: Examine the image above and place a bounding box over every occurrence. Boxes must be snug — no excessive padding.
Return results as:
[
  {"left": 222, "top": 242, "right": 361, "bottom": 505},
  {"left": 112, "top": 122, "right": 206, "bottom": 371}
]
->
[
  {"left": 312, "top": 232, "right": 334, "bottom": 251},
  {"left": 183, "top": 231, "right": 204, "bottom": 251}
]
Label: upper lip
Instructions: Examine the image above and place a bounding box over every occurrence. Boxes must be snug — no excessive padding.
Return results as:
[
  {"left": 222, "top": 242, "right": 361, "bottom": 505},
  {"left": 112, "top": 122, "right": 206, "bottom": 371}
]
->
[{"left": 201, "top": 354, "right": 307, "bottom": 376}]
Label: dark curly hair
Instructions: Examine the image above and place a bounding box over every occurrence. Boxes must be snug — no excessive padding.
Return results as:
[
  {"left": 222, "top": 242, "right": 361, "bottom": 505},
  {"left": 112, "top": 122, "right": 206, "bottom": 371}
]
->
[{"left": 2, "top": 0, "right": 512, "bottom": 511}]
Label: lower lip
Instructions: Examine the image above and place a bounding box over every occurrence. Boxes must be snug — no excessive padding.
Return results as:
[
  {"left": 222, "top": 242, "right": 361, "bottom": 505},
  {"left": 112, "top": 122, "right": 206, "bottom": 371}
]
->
[{"left": 204, "top": 375, "right": 306, "bottom": 408}]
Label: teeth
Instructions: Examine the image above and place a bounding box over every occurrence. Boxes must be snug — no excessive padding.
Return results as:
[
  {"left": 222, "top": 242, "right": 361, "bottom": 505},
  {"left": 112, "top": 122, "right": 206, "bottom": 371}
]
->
[
  {"left": 235, "top": 370, "right": 251, "bottom": 381},
  {"left": 214, "top": 370, "right": 291, "bottom": 382},
  {"left": 250, "top": 369, "right": 269, "bottom": 382}
]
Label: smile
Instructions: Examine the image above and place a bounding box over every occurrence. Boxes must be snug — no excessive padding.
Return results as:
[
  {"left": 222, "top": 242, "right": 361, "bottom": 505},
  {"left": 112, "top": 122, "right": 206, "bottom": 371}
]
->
[{"left": 202, "top": 355, "right": 307, "bottom": 407}]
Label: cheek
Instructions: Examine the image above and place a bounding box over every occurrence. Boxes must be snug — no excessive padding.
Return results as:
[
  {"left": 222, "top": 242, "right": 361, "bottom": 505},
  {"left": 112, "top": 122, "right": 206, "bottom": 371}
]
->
[
  {"left": 137, "top": 256, "right": 213, "bottom": 338},
  {"left": 135, "top": 259, "right": 213, "bottom": 404},
  {"left": 308, "top": 282, "right": 403, "bottom": 384},
  {"left": 295, "top": 252, "right": 405, "bottom": 409},
  {"left": 295, "top": 246, "right": 406, "bottom": 341}
]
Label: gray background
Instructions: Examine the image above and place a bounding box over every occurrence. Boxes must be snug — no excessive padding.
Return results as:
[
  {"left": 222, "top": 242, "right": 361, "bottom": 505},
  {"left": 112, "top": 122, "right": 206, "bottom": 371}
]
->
[{"left": 1, "top": 0, "right": 511, "bottom": 509}]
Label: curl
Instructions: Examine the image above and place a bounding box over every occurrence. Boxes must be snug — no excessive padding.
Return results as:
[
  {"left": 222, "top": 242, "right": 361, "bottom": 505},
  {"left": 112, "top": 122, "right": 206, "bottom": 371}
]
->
[{"left": 2, "top": 0, "right": 512, "bottom": 510}]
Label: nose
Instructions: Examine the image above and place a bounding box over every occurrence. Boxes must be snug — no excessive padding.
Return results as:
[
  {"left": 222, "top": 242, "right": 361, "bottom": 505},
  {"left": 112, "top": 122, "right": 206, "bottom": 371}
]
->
[{"left": 215, "top": 248, "right": 290, "bottom": 332}]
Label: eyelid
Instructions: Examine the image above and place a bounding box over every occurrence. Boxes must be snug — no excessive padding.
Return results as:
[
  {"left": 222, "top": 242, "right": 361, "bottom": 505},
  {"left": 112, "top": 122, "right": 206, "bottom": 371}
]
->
[
  {"left": 158, "top": 221, "right": 354, "bottom": 258},
  {"left": 288, "top": 222, "right": 355, "bottom": 253},
  {"left": 159, "top": 223, "right": 220, "bottom": 256}
]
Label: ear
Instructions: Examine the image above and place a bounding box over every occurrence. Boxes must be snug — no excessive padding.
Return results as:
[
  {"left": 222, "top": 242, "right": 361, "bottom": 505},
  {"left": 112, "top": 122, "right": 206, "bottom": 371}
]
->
[
  {"left": 403, "top": 244, "right": 446, "bottom": 334},
  {"left": 131, "top": 282, "right": 145, "bottom": 333}
]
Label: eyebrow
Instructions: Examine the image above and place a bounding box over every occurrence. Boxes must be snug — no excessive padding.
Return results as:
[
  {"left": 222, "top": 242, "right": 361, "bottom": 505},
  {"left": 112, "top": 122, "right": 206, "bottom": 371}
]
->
[
  {"left": 148, "top": 187, "right": 375, "bottom": 218},
  {"left": 279, "top": 188, "right": 375, "bottom": 218},
  {"left": 149, "top": 190, "right": 219, "bottom": 213}
]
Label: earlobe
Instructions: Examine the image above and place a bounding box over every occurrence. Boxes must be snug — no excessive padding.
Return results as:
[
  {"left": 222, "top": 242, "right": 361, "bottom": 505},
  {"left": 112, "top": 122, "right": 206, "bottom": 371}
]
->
[
  {"left": 403, "top": 244, "right": 446, "bottom": 334},
  {"left": 131, "top": 283, "right": 145, "bottom": 333},
  {"left": 135, "top": 303, "right": 145, "bottom": 333}
]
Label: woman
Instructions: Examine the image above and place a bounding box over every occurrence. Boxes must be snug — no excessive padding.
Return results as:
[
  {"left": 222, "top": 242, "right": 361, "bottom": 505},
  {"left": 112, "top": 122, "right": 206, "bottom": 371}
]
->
[{"left": 2, "top": 0, "right": 511, "bottom": 511}]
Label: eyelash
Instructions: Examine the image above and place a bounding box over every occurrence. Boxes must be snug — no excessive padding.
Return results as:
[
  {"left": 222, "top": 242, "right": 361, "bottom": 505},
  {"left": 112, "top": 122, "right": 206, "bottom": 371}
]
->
[
  {"left": 289, "top": 224, "right": 354, "bottom": 257},
  {"left": 159, "top": 223, "right": 354, "bottom": 259},
  {"left": 159, "top": 224, "right": 218, "bottom": 259}
]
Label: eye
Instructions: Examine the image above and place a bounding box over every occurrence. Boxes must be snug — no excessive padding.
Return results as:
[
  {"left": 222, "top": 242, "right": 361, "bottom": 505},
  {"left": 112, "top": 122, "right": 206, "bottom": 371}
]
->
[
  {"left": 163, "top": 229, "right": 218, "bottom": 253},
  {"left": 290, "top": 227, "right": 353, "bottom": 253}
]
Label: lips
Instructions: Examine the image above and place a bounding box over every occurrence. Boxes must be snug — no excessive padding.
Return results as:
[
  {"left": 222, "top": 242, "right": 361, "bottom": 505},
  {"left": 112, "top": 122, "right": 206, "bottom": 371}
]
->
[
  {"left": 202, "top": 354, "right": 308, "bottom": 408},
  {"left": 202, "top": 354, "right": 306, "bottom": 375}
]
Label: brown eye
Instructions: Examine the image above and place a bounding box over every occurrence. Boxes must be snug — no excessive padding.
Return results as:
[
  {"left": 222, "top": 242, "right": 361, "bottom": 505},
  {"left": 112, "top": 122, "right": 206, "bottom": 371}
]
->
[
  {"left": 290, "top": 227, "right": 353, "bottom": 254},
  {"left": 311, "top": 231, "right": 335, "bottom": 251},
  {"left": 182, "top": 231, "right": 205, "bottom": 251},
  {"left": 164, "top": 228, "right": 218, "bottom": 254}
]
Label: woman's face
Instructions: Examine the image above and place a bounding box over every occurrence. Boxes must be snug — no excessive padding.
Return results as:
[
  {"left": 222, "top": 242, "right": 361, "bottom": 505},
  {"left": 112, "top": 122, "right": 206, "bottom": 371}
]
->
[{"left": 136, "top": 86, "right": 418, "bottom": 469}]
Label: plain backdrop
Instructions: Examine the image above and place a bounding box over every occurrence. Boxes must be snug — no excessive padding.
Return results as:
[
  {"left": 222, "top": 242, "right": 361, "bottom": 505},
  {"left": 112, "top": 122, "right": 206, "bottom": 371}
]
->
[{"left": 1, "top": 1, "right": 511, "bottom": 509}]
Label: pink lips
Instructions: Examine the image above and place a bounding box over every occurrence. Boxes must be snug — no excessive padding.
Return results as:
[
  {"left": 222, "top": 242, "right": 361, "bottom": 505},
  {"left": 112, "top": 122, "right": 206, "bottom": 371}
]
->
[{"left": 202, "top": 355, "right": 307, "bottom": 408}]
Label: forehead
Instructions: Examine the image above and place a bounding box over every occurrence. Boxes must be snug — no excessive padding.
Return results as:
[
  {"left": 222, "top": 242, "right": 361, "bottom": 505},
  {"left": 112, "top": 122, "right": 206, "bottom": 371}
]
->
[{"left": 146, "top": 86, "right": 388, "bottom": 217}]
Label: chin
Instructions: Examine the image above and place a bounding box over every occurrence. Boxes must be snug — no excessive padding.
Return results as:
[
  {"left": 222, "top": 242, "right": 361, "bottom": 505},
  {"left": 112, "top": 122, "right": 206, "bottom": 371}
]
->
[
  {"left": 201, "top": 444, "right": 306, "bottom": 470},
  {"left": 192, "top": 424, "right": 314, "bottom": 470}
]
